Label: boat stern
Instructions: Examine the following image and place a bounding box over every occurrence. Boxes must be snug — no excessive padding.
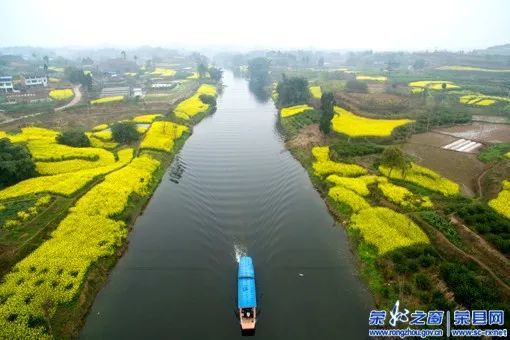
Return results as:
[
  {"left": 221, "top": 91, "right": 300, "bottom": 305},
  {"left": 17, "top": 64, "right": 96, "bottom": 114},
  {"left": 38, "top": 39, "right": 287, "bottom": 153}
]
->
[{"left": 239, "top": 307, "right": 256, "bottom": 330}]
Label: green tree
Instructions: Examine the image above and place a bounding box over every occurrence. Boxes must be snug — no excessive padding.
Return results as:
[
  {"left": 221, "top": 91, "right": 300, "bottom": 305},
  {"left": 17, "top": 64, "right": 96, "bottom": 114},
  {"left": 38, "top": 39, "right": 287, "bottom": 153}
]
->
[
  {"left": 319, "top": 91, "right": 335, "bottom": 134},
  {"left": 208, "top": 67, "right": 223, "bottom": 82},
  {"left": 380, "top": 146, "right": 410, "bottom": 177},
  {"left": 56, "top": 130, "right": 90, "bottom": 147},
  {"left": 276, "top": 75, "right": 310, "bottom": 106},
  {"left": 0, "top": 138, "right": 36, "bottom": 188},
  {"left": 248, "top": 57, "right": 271, "bottom": 88},
  {"left": 199, "top": 94, "right": 217, "bottom": 107},
  {"left": 197, "top": 63, "right": 208, "bottom": 78},
  {"left": 64, "top": 67, "right": 92, "bottom": 90},
  {"left": 111, "top": 122, "right": 139, "bottom": 144}
]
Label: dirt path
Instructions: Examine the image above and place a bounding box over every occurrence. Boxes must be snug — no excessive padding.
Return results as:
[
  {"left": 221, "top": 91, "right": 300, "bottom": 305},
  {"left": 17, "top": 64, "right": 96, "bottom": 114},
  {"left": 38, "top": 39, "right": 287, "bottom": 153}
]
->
[
  {"left": 55, "top": 84, "right": 82, "bottom": 111},
  {"left": 414, "top": 214, "right": 510, "bottom": 295},
  {"left": 475, "top": 164, "right": 494, "bottom": 198},
  {"left": 0, "top": 111, "right": 45, "bottom": 125},
  {"left": 450, "top": 214, "right": 510, "bottom": 283}
]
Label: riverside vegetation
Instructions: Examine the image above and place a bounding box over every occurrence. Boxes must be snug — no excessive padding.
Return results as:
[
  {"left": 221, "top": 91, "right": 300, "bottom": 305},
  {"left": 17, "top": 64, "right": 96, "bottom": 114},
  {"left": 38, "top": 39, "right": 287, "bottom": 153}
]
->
[
  {"left": 271, "top": 69, "right": 510, "bottom": 325},
  {"left": 0, "top": 67, "right": 220, "bottom": 338}
]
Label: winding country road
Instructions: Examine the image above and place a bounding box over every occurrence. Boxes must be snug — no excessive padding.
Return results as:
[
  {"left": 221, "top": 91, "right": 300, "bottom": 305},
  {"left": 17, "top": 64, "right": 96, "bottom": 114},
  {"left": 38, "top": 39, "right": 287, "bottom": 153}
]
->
[
  {"left": 0, "top": 85, "right": 82, "bottom": 126},
  {"left": 55, "top": 84, "right": 82, "bottom": 111}
]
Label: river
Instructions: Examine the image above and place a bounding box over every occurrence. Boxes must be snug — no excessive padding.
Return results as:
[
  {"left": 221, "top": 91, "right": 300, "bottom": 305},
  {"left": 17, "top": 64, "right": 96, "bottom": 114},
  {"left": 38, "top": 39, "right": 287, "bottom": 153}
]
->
[{"left": 81, "top": 72, "right": 371, "bottom": 339}]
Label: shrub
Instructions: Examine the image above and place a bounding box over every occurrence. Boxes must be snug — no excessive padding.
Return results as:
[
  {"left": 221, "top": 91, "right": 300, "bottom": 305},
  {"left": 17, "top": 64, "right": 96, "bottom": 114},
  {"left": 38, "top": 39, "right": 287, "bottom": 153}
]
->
[
  {"left": 56, "top": 130, "right": 91, "bottom": 147},
  {"left": 276, "top": 76, "right": 310, "bottom": 106},
  {"left": 111, "top": 122, "right": 140, "bottom": 144},
  {"left": 0, "top": 138, "right": 36, "bottom": 188},
  {"left": 345, "top": 79, "right": 368, "bottom": 93},
  {"left": 415, "top": 273, "right": 432, "bottom": 290},
  {"left": 478, "top": 143, "right": 510, "bottom": 163},
  {"left": 330, "top": 140, "right": 383, "bottom": 158},
  {"left": 199, "top": 94, "right": 217, "bottom": 107}
]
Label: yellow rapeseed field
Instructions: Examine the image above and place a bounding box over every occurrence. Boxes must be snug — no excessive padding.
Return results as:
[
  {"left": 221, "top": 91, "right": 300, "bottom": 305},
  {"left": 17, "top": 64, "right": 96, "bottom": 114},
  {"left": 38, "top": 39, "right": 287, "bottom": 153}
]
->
[
  {"left": 91, "top": 129, "right": 112, "bottom": 141},
  {"left": 437, "top": 65, "right": 510, "bottom": 73},
  {"left": 408, "top": 80, "right": 460, "bottom": 90},
  {"left": 87, "top": 135, "right": 118, "bottom": 149},
  {"left": 280, "top": 104, "right": 314, "bottom": 118},
  {"left": 356, "top": 75, "right": 387, "bottom": 81},
  {"left": 174, "top": 84, "right": 217, "bottom": 120},
  {"left": 350, "top": 207, "right": 430, "bottom": 255},
  {"left": 331, "top": 106, "right": 412, "bottom": 137},
  {"left": 488, "top": 180, "right": 510, "bottom": 219},
  {"left": 133, "top": 114, "right": 162, "bottom": 123},
  {"left": 312, "top": 146, "right": 367, "bottom": 177},
  {"left": 196, "top": 84, "right": 217, "bottom": 96},
  {"left": 140, "top": 121, "right": 189, "bottom": 152},
  {"left": 7, "top": 127, "right": 58, "bottom": 143},
  {"left": 378, "top": 182, "right": 433, "bottom": 209},
  {"left": 35, "top": 153, "right": 117, "bottom": 175},
  {"left": 459, "top": 94, "right": 510, "bottom": 106},
  {"left": 0, "top": 149, "right": 133, "bottom": 200},
  {"left": 90, "top": 96, "right": 124, "bottom": 105},
  {"left": 309, "top": 86, "right": 322, "bottom": 99},
  {"left": 49, "top": 89, "right": 74, "bottom": 100},
  {"left": 151, "top": 68, "right": 176, "bottom": 77},
  {"left": 0, "top": 154, "right": 159, "bottom": 338},
  {"left": 328, "top": 186, "right": 371, "bottom": 212},
  {"left": 26, "top": 140, "right": 113, "bottom": 162},
  {"left": 327, "top": 175, "right": 386, "bottom": 196},
  {"left": 379, "top": 162, "right": 459, "bottom": 196},
  {"left": 91, "top": 124, "right": 108, "bottom": 132}
]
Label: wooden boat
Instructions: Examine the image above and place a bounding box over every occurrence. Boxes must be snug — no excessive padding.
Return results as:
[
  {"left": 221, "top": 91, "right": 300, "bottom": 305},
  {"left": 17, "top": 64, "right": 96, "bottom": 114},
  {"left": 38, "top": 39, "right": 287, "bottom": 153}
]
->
[{"left": 238, "top": 256, "right": 256, "bottom": 330}]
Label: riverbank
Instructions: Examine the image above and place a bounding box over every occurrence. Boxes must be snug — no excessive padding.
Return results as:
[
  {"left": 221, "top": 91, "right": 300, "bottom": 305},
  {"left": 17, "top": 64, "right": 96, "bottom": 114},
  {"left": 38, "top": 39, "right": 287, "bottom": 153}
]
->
[
  {"left": 0, "top": 83, "right": 219, "bottom": 338},
  {"left": 50, "top": 131, "right": 192, "bottom": 338},
  {"left": 52, "top": 97, "right": 222, "bottom": 337},
  {"left": 50, "top": 94, "right": 220, "bottom": 337},
  {"left": 278, "top": 113, "right": 510, "bottom": 317},
  {"left": 80, "top": 72, "right": 370, "bottom": 339}
]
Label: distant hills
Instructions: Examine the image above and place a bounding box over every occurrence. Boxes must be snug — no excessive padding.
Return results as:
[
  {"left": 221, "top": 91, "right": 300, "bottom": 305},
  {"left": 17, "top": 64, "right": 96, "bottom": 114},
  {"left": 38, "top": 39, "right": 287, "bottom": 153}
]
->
[{"left": 474, "top": 43, "right": 510, "bottom": 56}]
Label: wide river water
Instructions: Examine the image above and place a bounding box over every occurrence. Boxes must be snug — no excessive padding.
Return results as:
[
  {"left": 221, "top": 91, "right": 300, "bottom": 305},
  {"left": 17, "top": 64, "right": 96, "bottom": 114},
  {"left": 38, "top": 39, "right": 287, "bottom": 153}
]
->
[{"left": 81, "top": 72, "right": 371, "bottom": 339}]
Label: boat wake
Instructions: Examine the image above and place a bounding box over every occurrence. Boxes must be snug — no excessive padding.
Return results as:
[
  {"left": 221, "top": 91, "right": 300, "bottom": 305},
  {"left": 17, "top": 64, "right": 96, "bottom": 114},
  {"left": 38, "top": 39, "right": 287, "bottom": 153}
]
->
[{"left": 234, "top": 243, "right": 247, "bottom": 263}]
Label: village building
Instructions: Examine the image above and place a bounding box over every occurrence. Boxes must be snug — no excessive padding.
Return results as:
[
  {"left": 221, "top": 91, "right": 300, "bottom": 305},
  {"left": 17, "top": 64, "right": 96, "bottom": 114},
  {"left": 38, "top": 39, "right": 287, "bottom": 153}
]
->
[
  {"left": 100, "top": 86, "right": 130, "bottom": 98},
  {"left": 5, "top": 89, "right": 50, "bottom": 104},
  {"left": 132, "top": 87, "right": 145, "bottom": 98},
  {"left": 21, "top": 73, "right": 48, "bottom": 87},
  {"left": 0, "top": 76, "right": 14, "bottom": 92}
]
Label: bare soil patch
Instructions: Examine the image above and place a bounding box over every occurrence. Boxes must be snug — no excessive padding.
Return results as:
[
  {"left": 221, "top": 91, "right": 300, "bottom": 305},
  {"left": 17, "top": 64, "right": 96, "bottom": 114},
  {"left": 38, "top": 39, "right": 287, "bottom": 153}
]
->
[
  {"left": 435, "top": 122, "right": 510, "bottom": 143},
  {"left": 287, "top": 124, "right": 326, "bottom": 148},
  {"left": 403, "top": 132, "right": 485, "bottom": 197}
]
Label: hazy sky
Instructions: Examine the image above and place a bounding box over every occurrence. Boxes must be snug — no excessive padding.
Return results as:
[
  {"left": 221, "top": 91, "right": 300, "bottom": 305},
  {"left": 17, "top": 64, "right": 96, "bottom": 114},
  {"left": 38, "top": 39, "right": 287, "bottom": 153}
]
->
[{"left": 1, "top": 0, "right": 509, "bottom": 51}]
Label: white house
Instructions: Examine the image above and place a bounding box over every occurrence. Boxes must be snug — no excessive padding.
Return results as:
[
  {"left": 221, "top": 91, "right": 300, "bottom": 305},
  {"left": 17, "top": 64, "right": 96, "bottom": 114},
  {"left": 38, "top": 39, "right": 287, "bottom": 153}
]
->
[
  {"left": 132, "top": 87, "right": 145, "bottom": 98},
  {"left": 22, "top": 73, "right": 48, "bottom": 87},
  {"left": 0, "top": 76, "right": 14, "bottom": 92}
]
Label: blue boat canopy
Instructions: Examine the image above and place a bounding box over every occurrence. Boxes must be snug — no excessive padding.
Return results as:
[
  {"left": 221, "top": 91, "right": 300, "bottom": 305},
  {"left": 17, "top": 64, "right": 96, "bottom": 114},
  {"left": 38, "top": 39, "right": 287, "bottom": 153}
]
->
[{"left": 238, "top": 256, "right": 256, "bottom": 308}]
